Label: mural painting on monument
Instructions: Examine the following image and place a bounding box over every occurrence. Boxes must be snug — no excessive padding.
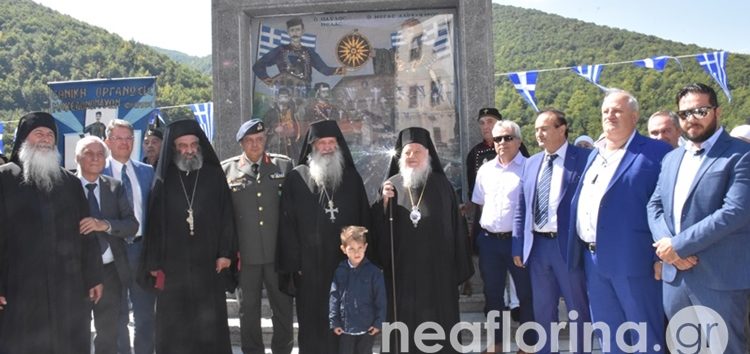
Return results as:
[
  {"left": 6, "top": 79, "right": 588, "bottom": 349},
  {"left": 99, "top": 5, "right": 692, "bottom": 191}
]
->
[{"left": 251, "top": 9, "right": 459, "bottom": 201}]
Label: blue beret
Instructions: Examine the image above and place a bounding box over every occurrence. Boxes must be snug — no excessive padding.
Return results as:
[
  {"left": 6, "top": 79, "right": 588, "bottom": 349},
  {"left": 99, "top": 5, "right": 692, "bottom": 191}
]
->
[{"left": 236, "top": 119, "right": 265, "bottom": 142}]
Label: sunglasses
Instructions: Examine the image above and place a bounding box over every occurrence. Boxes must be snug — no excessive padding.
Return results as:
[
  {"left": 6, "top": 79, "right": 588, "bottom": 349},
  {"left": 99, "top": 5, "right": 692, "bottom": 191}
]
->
[
  {"left": 676, "top": 106, "right": 715, "bottom": 120},
  {"left": 493, "top": 135, "right": 515, "bottom": 143}
]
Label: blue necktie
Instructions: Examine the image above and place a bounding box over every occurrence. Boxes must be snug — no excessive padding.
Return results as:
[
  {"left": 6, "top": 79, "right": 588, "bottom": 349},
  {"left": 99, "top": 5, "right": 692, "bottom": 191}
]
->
[
  {"left": 121, "top": 164, "right": 134, "bottom": 208},
  {"left": 534, "top": 154, "right": 558, "bottom": 227},
  {"left": 86, "top": 183, "right": 109, "bottom": 255}
]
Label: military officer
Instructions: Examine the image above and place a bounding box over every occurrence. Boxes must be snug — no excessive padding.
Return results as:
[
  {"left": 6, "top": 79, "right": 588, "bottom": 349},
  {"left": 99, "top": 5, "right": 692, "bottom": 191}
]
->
[{"left": 222, "top": 119, "right": 294, "bottom": 354}]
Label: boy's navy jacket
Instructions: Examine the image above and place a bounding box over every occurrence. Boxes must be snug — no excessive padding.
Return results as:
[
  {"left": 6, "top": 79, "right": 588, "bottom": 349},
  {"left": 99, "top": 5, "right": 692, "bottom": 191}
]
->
[{"left": 329, "top": 257, "right": 387, "bottom": 333}]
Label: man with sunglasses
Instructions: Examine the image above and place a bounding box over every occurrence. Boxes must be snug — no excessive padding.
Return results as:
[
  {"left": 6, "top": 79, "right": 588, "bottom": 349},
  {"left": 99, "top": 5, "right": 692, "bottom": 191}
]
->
[
  {"left": 471, "top": 121, "right": 534, "bottom": 354},
  {"left": 648, "top": 83, "right": 750, "bottom": 353}
]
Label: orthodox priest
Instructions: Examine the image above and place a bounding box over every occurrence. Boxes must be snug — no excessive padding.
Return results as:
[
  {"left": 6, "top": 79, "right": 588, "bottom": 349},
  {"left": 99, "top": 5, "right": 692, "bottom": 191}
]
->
[
  {"left": 277, "top": 120, "right": 371, "bottom": 354},
  {"left": 373, "top": 127, "right": 474, "bottom": 354},
  {"left": 0, "top": 112, "right": 103, "bottom": 354},
  {"left": 139, "top": 119, "right": 237, "bottom": 354}
]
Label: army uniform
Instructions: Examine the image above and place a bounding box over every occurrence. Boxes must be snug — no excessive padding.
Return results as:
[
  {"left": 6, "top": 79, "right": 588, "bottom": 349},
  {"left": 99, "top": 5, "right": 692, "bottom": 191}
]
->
[{"left": 222, "top": 152, "right": 294, "bottom": 354}]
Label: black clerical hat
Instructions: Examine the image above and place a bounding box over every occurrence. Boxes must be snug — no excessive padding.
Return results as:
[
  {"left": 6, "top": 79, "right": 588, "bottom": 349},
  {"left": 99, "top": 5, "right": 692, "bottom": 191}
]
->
[
  {"left": 297, "top": 120, "right": 355, "bottom": 167},
  {"left": 477, "top": 107, "right": 502, "bottom": 121},
  {"left": 235, "top": 119, "right": 265, "bottom": 142},
  {"left": 10, "top": 111, "right": 58, "bottom": 163},
  {"left": 386, "top": 127, "right": 444, "bottom": 179},
  {"left": 145, "top": 126, "right": 163, "bottom": 140}
]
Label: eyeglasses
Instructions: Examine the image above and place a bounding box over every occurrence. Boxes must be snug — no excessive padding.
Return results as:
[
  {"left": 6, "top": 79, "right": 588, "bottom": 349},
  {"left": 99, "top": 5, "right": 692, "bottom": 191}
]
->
[
  {"left": 109, "top": 136, "right": 134, "bottom": 142},
  {"left": 493, "top": 135, "right": 515, "bottom": 143},
  {"left": 676, "top": 106, "right": 715, "bottom": 120}
]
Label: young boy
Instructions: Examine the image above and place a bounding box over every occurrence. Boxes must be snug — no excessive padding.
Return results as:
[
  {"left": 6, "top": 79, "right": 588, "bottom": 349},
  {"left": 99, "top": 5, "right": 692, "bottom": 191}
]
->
[{"left": 329, "top": 226, "right": 387, "bottom": 354}]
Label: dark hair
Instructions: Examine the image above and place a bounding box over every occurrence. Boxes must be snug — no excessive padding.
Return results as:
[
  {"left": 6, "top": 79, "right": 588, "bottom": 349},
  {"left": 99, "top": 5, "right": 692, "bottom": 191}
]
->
[
  {"left": 286, "top": 17, "right": 303, "bottom": 29},
  {"left": 340, "top": 226, "right": 368, "bottom": 246},
  {"left": 676, "top": 83, "right": 719, "bottom": 108},
  {"left": 539, "top": 108, "right": 569, "bottom": 138}
]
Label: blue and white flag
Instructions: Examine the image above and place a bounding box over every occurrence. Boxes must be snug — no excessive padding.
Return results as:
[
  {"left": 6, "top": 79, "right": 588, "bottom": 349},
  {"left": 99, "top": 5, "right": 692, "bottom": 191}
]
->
[
  {"left": 508, "top": 71, "right": 540, "bottom": 112},
  {"left": 0, "top": 121, "right": 4, "bottom": 155},
  {"left": 191, "top": 102, "right": 214, "bottom": 143},
  {"left": 696, "top": 51, "right": 732, "bottom": 102},
  {"left": 633, "top": 56, "right": 671, "bottom": 72},
  {"left": 257, "top": 25, "right": 317, "bottom": 59},
  {"left": 391, "top": 22, "right": 450, "bottom": 58},
  {"left": 572, "top": 64, "right": 606, "bottom": 90},
  {"left": 148, "top": 108, "right": 164, "bottom": 126}
]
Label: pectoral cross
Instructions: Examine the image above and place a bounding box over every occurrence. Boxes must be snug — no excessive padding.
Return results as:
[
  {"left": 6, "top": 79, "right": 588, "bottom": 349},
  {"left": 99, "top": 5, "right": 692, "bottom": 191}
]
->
[
  {"left": 325, "top": 200, "right": 339, "bottom": 222},
  {"left": 186, "top": 208, "right": 195, "bottom": 236}
]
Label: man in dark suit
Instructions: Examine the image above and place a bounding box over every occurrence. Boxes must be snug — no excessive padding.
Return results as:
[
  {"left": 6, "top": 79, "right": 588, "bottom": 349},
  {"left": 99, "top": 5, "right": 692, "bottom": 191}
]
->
[
  {"left": 648, "top": 83, "right": 750, "bottom": 353},
  {"left": 568, "top": 89, "right": 671, "bottom": 353},
  {"left": 513, "top": 109, "right": 591, "bottom": 354},
  {"left": 103, "top": 119, "right": 156, "bottom": 354},
  {"left": 76, "top": 136, "right": 139, "bottom": 354}
]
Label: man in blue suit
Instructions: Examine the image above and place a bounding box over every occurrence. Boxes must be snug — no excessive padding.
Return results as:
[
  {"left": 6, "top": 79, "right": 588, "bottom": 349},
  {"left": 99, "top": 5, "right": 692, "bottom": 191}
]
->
[
  {"left": 513, "top": 109, "right": 591, "bottom": 353},
  {"left": 103, "top": 119, "right": 156, "bottom": 354},
  {"left": 648, "top": 83, "right": 750, "bottom": 354},
  {"left": 568, "top": 89, "right": 671, "bottom": 353}
]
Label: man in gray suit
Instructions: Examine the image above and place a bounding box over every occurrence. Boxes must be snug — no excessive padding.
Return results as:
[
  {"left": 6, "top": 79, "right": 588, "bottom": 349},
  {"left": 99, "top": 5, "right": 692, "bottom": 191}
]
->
[
  {"left": 222, "top": 119, "right": 294, "bottom": 354},
  {"left": 76, "top": 136, "right": 139, "bottom": 354},
  {"left": 648, "top": 83, "right": 750, "bottom": 353}
]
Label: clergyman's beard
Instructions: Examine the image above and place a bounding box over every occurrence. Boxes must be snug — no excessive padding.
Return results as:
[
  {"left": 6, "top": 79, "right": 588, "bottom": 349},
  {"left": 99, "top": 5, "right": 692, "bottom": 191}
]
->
[
  {"left": 18, "top": 141, "right": 63, "bottom": 193},
  {"left": 400, "top": 155, "right": 431, "bottom": 189},
  {"left": 174, "top": 149, "right": 204, "bottom": 172},
  {"left": 309, "top": 148, "right": 344, "bottom": 191}
]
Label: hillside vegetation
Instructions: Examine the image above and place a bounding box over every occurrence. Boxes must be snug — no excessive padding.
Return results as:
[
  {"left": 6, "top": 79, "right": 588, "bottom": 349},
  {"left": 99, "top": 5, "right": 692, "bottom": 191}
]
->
[{"left": 492, "top": 4, "right": 750, "bottom": 151}]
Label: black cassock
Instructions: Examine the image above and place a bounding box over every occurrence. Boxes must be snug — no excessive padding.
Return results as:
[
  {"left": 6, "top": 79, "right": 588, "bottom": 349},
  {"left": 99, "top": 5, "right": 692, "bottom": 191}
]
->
[
  {"left": 371, "top": 173, "right": 474, "bottom": 354},
  {"left": 277, "top": 165, "right": 371, "bottom": 354},
  {"left": 141, "top": 165, "right": 236, "bottom": 354},
  {"left": 0, "top": 164, "right": 102, "bottom": 354}
]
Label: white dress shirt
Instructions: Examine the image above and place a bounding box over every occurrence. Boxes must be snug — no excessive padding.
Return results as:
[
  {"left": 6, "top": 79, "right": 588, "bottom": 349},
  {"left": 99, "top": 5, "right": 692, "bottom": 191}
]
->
[
  {"left": 78, "top": 175, "right": 114, "bottom": 264},
  {"left": 109, "top": 158, "right": 144, "bottom": 236},
  {"left": 673, "top": 127, "right": 723, "bottom": 233},
  {"left": 472, "top": 153, "right": 526, "bottom": 233},
  {"left": 534, "top": 143, "right": 568, "bottom": 232},
  {"left": 576, "top": 131, "right": 636, "bottom": 243}
]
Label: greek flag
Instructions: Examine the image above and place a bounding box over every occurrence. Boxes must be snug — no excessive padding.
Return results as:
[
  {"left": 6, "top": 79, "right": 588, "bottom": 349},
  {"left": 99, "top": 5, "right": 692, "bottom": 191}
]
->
[
  {"left": 633, "top": 56, "right": 671, "bottom": 72},
  {"left": 391, "top": 22, "right": 450, "bottom": 58},
  {"left": 508, "top": 71, "right": 540, "bottom": 112},
  {"left": 149, "top": 108, "right": 163, "bottom": 125},
  {"left": 0, "top": 121, "right": 4, "bottom": 154},
  {"left": 191, "top": 102, "right": 214, "bottom": 143},
  {"left": 572, "top": 65, "right": 605, "bottom": 90},
  {"left": 696, "top": 51, "right": 732, "bottom": 102},
  {"left": 257, "top": 25, "right": 317, "bottom": 59}
]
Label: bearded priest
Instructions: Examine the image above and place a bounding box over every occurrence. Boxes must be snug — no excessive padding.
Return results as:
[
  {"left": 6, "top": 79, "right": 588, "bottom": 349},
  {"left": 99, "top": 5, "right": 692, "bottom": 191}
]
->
[
  {"left": 276, "top": 120, "right": 371, "bottom": 354},
  {"left": 372, "top": 127, "right": 474, "bottom": 354}
]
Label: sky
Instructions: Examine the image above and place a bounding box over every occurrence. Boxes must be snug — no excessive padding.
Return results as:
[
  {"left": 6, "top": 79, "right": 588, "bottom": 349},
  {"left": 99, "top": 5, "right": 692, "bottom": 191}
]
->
[{"left": 32, "top": 0, "right": 750, "bottom": 58}]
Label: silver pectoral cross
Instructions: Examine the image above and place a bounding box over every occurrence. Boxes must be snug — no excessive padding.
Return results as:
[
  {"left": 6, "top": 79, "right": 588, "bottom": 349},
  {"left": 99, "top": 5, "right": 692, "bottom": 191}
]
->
[
  {"left": 409, "top": 206, "right": 421, "bottom": 228},
  {"left": 325, "top": 200, "right": 339, "bottom": 222},
  {"left": 186, "top": 208, "right": 195, "bottom": 236}
]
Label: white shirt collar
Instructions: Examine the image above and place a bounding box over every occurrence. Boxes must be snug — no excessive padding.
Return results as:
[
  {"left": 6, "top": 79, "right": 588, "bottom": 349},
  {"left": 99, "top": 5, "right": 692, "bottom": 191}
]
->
[{"left": 685, "top": 127, "right": 723, "bottom": 155}]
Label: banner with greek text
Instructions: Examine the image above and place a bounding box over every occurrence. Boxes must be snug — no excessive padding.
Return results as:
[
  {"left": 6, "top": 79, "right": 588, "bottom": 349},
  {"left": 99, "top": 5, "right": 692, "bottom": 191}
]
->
[{"left": 47, "top": 77, "right": 157, "bottom": 169}]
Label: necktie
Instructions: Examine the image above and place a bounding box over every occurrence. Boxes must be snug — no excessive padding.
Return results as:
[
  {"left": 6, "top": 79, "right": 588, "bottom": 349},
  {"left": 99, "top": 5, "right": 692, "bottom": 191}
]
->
[
  {"left": 251, "top": 163, "right": 259, "bottom": 175},
  {"left": 86, "top": 183, "right": 109, "bottom": 255},
  {"left": 534, "top": 154, "right": 558, "bottom": 227},
  {"left": 121, "top": 164, "right": 134, "bottom": 208}
]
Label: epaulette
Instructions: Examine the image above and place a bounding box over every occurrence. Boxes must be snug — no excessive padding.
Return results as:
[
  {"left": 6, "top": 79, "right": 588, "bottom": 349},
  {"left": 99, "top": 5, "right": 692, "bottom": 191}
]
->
[{"left": 220, "top": 155, "right": 242, "bottom": 166}]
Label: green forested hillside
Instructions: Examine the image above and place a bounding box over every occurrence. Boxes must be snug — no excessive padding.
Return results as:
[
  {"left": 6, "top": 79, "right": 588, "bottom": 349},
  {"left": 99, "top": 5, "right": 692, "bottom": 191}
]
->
[
  {"left": 492, "top": 4, "right": 750, "bottom": 152},
  {"left": 0, "top": 0, "right": 211, "bottom": 133},
  {"left": 151, "top": 46, "right": 212, "bottom": 76}
]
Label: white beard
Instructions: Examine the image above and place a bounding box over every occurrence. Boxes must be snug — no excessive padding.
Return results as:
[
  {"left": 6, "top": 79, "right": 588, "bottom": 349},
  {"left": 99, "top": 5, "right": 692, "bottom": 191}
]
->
[
  {"left": 399, "top": 154, "right": 431, "bottom": 189},
  {"left": 18, "top": 141, "right": 63, "bottom": 193},
  {"left": 309, "top": 148, "right": 344, "bottom": 191},
  {"left": 174, "top": 149, "right": 204, "bottom": 172}
]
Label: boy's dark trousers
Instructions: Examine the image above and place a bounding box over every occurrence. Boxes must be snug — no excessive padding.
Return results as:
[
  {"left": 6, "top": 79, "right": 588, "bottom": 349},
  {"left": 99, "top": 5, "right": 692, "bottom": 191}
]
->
[{"left": 338, "top": 333, "right": 375, "bottom": 354}]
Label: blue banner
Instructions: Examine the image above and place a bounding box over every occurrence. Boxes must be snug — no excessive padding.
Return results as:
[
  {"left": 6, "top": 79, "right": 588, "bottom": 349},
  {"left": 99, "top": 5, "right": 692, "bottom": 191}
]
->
[{"left": 47, "top": 77, "right": 157, "bottom": 169}]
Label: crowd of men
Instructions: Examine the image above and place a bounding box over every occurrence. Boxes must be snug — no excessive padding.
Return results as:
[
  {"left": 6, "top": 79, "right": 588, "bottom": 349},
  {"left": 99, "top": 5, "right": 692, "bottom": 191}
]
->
[{"left": 0, "top": 81, "right": 749, "bottom": 354}]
